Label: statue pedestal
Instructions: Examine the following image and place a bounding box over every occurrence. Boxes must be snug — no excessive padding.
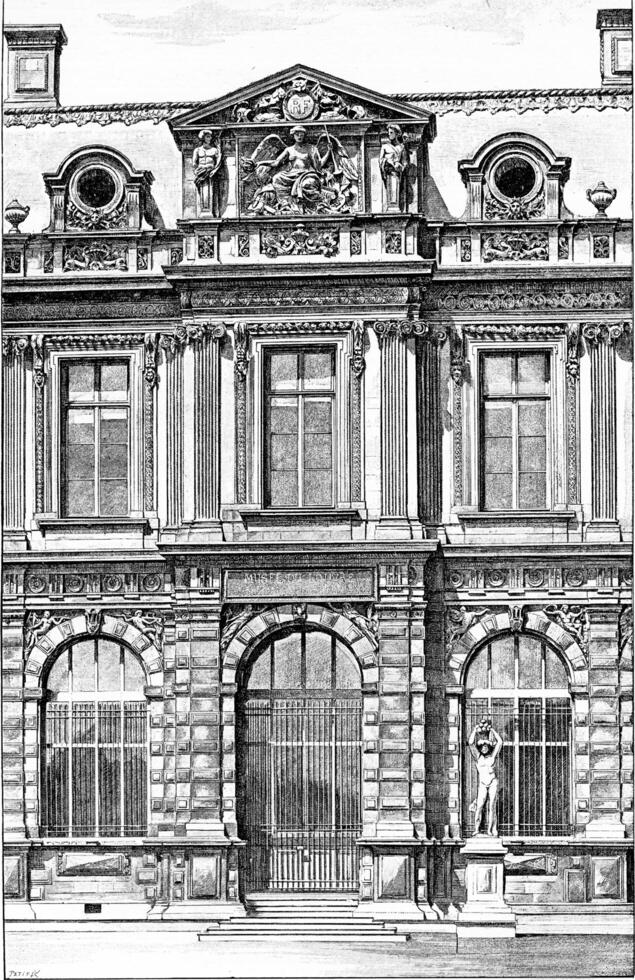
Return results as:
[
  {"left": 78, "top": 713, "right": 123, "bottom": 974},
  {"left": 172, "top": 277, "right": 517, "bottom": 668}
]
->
[{"left": 457, "top": 836, "right": 515, "bottom": 938}]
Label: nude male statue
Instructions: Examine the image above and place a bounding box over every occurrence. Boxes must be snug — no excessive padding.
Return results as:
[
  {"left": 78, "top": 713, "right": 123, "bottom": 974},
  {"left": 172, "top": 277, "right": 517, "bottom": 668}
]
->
[{"left": 468, "top": 716, "right": 503, "bottom": 836}]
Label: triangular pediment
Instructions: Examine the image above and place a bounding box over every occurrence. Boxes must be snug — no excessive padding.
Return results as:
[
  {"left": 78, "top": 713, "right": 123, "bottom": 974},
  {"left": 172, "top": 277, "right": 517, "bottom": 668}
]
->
[{"left": 169, "top": 64, "right": 435, "bottom": 135}]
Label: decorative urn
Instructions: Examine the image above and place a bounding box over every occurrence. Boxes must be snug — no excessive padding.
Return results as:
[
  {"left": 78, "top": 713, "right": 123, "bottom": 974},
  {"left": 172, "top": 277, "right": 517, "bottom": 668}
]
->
[
  {"left": 586, "top": 181, "right": 617, "bottom": 217},
  {"left": 4, "top": 199, "right": 30, "bottom": 233}
]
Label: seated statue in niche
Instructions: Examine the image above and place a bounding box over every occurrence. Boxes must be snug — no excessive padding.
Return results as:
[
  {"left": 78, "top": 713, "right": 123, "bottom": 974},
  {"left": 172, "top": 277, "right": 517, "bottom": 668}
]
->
[
  {"left": 379, "top": 124, "right": 411, "bottom": 212},
  {"left": 193, "top": 129, "right": 222, "bottom": 213},
  {"left": 241, "top": 125, "right": 358, "bottom": 215},
  {"left": 468, "top": 716, "right": 503, "bottom": 836}
]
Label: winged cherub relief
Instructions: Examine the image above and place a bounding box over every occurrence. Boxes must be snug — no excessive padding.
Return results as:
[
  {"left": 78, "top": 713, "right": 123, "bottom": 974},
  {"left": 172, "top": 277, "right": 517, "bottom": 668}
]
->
[{"left": 241, "top": 125, "right": 359, "bottom": 215}]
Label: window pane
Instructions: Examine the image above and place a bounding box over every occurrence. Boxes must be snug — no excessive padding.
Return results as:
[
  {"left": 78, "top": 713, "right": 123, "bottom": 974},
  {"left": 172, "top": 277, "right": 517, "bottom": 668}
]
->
[
  {"left": 273, "top": 633, "right": 302, "bottom": 689},
  {"left": 99, "top": 443, "right": 128, "bottom": 480},
  {"left": 304, "top": 433, "right": 332, "bottom": 470},
  {"left": 269, "top": 471, "right": 297, "bottom": 507},
  {"left": 484, "top": 474, "right": 513, "bottom": 510},
  {"left": 124, "top": 651, "right": 145, "bottom": 690},
  {"left": 101, "top": 408, "right": 128, "bottom": 447},
  {"left": 518, "top": 636, "right": 542, "bottom": 688},
  {"left": 490, "top": 635, "right": 515, "bottom": 688},
  {"left": 519, "top": 473, "right": 546, "bottom": 509},
  {"left": 519, "top": 743, "right": 542, "bottom": 835},
  {"left": 517, "top": 354, "right": 547, "bottom": 395},
  {"left": 72, "top": 640, "right": 96, "bottom": 691},
  {"left": 305, "top": 632, "right": 333, "bottom": 688},
  {"left": 302, "top": 351, "right": 333, "bottom": 390},
  {"left": 269, "top": 399, "right": 298, "bottom": 434},
  {"left": 99, "top": 362, "right": 128, "bottom": 401},
  {"left": 270, "top": 434, "right": 297, "bottom": 468},
  {"left": 268, "top": 352, "right": 298, "bottom": 391},
  {"left": 519, "top": 697, "right": 542, "bottom": 742},
  {"left": 546, "top": 648, "right": 568, "bottom": 688},
  {"left": 483, "top": 402, "right": 512, "bottom": 437},
  {"left": 519, "top": 435, "right": 546, "bottom": 473},
  {"left": 247, "top": 647, "right": 271, "bottom": 689},
  {"left": 99, "top": 480, "right": 128, "bottom": 516},
  {"left": 66, "top": 408, "right": 95, "bottom": 444},
  {"left": 490, "top": 699, "right": 515, "bottom": 835},
  {"left": 66, "top": 446, "right": 95, "bottom": 480},
  {"left": 98, "top": 641, "right": 122, "bottom": 691},
  {"left": 124, "top": 703, "right": 147, "bottom": 834},
  {"left": 47, "top": 651, "right": 69, "bottom": 693},
  {"left": 304, "top": 399, "right": 332, "bottom": 433},
  {"left": 518, "top": 401, "right": 546, "bottom": 435},
  {"left": 303, "top": 469, "right": 332, "bottom": 507},
  {"left": 66, "top": 362, "right": 95, "bottom": 400},
  {"left": 65, "top": 481, "right": 95, "bottom": 516},
  {"left": 72, "top": 703, "right": 96, "bottom": 835},
  {"left": 98, "top": 703, "right": 121, "bottom": 836},
  {"left": 482, "top": 354, "right": 513, "bottom": 395},
  {"left": 335, "top": 642, "right": 360, "bottom": 689},
  {"left": 484, "top": 437, "right": 513, "bottom": 473},
  {"left": 465, "top": 646, "right": 488, "bottom": 690}
]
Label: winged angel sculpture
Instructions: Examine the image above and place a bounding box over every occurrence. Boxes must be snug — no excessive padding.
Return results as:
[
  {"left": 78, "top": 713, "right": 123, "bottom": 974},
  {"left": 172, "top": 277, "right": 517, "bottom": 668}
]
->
[{"left": 241, "top": 125, "right": 358, "bottom": 215}]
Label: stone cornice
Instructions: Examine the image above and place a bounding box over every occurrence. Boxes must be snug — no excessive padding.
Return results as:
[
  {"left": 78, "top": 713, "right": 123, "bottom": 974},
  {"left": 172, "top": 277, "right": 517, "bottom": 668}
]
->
[{"left": 4, "top": 87, "right": 631, "bottom": 128}]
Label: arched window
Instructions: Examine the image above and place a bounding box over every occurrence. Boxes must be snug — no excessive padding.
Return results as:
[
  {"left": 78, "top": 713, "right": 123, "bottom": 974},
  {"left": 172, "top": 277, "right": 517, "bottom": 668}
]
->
[
  {"left": 464, "top": 633, "right": 571, "bottom": 837},
  {"left": 43, "top": 638, "right": 147, "bottom": 837}
]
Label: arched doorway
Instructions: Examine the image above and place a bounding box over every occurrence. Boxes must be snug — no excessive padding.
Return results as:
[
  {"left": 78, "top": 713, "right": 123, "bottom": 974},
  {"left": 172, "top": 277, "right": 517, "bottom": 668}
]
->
[{"left": 237, "top": 627, "right": 362, "bottom": 892}]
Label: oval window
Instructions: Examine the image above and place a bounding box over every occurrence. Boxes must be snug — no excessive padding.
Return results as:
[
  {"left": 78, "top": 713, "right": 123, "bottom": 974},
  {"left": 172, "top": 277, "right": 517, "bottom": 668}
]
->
[
  {"left": 76, "top": 167, "right": 118, "bottom": 209},
  {"left": 492, "top": 156, "right": 537, "bottom": 199}
]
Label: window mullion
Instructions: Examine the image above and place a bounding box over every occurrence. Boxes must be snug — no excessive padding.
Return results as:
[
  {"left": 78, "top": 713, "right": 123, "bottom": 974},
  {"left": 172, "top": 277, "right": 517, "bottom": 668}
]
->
[
  {"left": 94, "top": 405, "right": 101, "bottom": 517},
  {"left": 298, "top": 394, "right": 305, "bottom": 507},
  {"left": 513, "top": 701, "right": 520, "bottom": 836}
]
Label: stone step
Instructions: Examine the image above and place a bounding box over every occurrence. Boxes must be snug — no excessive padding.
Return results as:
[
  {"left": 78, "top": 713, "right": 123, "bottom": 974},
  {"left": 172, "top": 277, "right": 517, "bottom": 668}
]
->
[
  {"left": 245, "top": 911, "right": 367, "bottom": 919},
  {"left": 199, "top": 931, "right": 409, "bottom": 943},
  {"left": 216, "top": 920, "right": 385, "bottom": 930}
]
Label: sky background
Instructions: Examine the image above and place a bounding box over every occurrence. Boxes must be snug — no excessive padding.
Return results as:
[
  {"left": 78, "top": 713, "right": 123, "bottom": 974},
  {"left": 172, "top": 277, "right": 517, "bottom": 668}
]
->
[{"left": 3, "top": 0, "right": 629, "bottom": 104}]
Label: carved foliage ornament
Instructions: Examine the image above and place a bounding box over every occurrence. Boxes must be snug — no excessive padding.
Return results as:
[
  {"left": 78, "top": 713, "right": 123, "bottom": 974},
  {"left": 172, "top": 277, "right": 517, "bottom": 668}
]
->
[
  {"left": 63, "top": 241, "right": 128, "bottom": 272},
  {"left": 260, "top": 224, "right": 339, "bottom": 258},
  {"left": 427, "top": 282, "right": 631, "bottom": 313},
  {"left": 233, "top": 75, "right": 369, "bottom": 123},
  {"left": 372, "top": 319, "right": 427, "bottom": 346},
  {"left": 481, "top": 231, "right": 549, "bottom": 262},
  {"left": 160, "top": 321, "right": 226, "bottom": 356},
  {"left": 65, "top": 200, "right": 127, "bottom": 231},
  {"left": 25, "top": 608, "right": 164, "bottom": 652},
  {"left": 483, "top": 189, "right": 545, "bottom": 220},
  {"left": 200, "top": 284, "right": 410, "bottom": 310},
  {"left": 446, "top": 606, "right": 490, "bottom": 653}
]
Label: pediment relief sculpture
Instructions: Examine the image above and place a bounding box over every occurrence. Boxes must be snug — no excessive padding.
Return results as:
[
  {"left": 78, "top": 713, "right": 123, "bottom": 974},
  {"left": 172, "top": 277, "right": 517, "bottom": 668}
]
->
[
  {"left": 233, "top": 74, "right": 370, "bottom": 123},
  {"left": 241, "top": 126, "right": 359, "bottom": 215}
]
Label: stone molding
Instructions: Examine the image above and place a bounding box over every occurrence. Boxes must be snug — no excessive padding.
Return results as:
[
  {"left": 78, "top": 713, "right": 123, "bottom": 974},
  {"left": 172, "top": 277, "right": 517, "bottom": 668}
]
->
[
  {"left": 4, "top": 88, "right": 631, "bottom": 129},
  {"left": 427, "top": 281, "right": 632, "bottom": 313}
]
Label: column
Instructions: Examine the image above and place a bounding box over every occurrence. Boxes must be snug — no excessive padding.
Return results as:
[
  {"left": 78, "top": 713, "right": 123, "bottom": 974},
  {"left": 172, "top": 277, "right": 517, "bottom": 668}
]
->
[
  {"left": 418, "top": 329, "right": 444, "bottom": 529},
  {"left": 582, "top": 321, "right": 627, "bottom": 539}
]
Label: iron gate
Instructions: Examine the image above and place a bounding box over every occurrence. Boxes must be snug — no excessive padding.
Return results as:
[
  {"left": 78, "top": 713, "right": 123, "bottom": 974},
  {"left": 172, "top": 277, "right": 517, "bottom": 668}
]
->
[{"left": 238, "top": 697, "right": 362, "bottom": 891}]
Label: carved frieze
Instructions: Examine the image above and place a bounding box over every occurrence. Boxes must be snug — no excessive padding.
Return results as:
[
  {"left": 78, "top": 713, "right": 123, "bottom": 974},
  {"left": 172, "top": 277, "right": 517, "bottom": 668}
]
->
[
  {"left": 233, "top": 74, "right": 370, "bottom": 123},
  {"left": 260, "top": 224, "right": 340, "bottom": 258},
  {"left": 481, "top": 231, "right": 549, "bottom": 262},
  {"left": 197, "top": 284, "right": 411, "bottom": 310},
  {"left": 444, "top": 564, "right": 629, "bottom": 594},
  {"left": 118, "top": 609, "right": 164, "bottom": 650},
  {"left": 24, "top": 570, "right": 165, "bottom": 596},
  {"left": 63, "top": 242, "right": 129, "bottom": 272},
  {"left": 427, "top": 281, "right": 631, "bottom": 313},
  {"left": 483, "top": 189, "right": 545, "bottom": 220}
]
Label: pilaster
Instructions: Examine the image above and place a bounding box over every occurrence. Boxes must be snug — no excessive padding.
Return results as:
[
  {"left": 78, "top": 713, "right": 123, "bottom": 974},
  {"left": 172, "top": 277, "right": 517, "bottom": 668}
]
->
[
  {"left": 2, "top": 614, "right": 28, "bottom": 839},
  {"left": 2, "top": 337, "right": 28, "bottom": 547},
  {"left": 373, "top": 320, "right": 425, "bottom": 539},
  {"left": 582, "top": 322, "right": 629, "bottom": 539}
]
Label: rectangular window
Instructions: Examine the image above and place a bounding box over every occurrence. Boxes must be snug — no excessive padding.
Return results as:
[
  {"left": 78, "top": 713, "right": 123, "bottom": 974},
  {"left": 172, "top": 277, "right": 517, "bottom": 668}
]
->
[
  {"left": 479, "top": 351, "right": 550, "bottom": 511},
  {"left": 61, "top": 360, "right": 130, "bottom": 517},
  {"left": 264, "top": 348, "right": 335, "bottom": 508},
  {"left": 17, "top": 55, "right": 48, "bottom": 91}
]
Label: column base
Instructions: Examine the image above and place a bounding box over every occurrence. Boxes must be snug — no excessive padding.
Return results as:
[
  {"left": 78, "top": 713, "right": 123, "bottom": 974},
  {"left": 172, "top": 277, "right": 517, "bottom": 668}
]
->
[
  {"left": 374, "top": 517, "right": 424, "bottom": 540},
  {"left": 584, "top": 520, "right": 622, "bottom": 542}
]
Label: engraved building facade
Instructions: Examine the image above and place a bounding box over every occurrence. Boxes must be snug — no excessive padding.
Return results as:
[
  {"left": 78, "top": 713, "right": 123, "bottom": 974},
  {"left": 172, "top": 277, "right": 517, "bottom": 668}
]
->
[{"left": 2, "top": 10, "right": 633, "bottom": 933}]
